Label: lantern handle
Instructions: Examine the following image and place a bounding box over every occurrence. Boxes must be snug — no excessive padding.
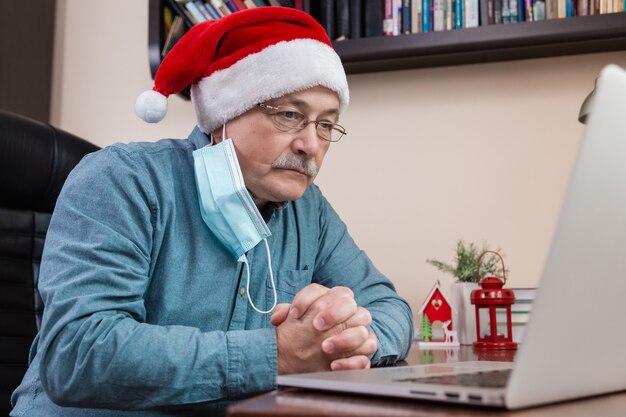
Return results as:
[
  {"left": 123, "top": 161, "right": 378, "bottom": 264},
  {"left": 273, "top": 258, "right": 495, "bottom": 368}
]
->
[{"left": 476, "top": 250, "right": 507, "bottom": 284}]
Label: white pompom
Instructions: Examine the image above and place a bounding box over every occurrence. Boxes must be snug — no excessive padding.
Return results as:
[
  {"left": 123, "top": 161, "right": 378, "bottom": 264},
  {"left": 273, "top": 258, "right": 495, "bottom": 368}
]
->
[{"left": 135, "top": 90, "right": 168, "bottom": 123}]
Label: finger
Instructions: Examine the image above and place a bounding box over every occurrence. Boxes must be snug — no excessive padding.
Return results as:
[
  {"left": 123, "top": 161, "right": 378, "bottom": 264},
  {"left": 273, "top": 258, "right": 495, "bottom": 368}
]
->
[
  {"left": 313, "top": 296, "right": 357, "bottom": 331},
  {"left": 323, "top": 307, "right": 370, "bottom": 338},
  {"left": 330, "top": 355, "right": 371, "bottom": 371},
  {"left": 270, "top": 303, "right": 291, "bottom": 326},
  {"left": 322, "top": 327, "right": 378, "bottom": 355},
  {"left": 308, "top": 286, "right": 355, "bottom": 331},
  {"left": 343, "top": 306, "right": 372, "bottom": 329},
  {"left": 355, "top": 332, "right": 379, "bottom": 358},
  {"left": 329, "top": 332, "right": 378, "bottom": 359},
  {"left": 288, "top": 283, "right": 329, "bottom": 319}
]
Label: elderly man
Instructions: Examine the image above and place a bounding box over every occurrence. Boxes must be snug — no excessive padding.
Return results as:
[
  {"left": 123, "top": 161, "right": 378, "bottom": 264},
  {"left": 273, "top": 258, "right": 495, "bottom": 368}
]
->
[{"left": 11, "top": 7, "right": 413, "bottom": 417}]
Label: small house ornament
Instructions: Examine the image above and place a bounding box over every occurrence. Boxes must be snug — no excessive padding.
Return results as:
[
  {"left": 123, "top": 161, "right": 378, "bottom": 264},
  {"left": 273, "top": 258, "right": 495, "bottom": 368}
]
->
[
  {"left": 418, "top": 281, "right": 460, "bottom": 349},
  {"left": 470, "top": 251, "right": 518, "bottom": 350}
]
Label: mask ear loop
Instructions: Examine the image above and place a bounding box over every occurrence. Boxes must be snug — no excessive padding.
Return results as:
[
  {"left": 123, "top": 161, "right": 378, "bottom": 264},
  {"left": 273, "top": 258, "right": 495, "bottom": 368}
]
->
[
  {"left": 207, "top": 123, "right": 227, "bottom": 147},
  {"left": 241, "top": 239, "right": 277, "bottom": 314}
]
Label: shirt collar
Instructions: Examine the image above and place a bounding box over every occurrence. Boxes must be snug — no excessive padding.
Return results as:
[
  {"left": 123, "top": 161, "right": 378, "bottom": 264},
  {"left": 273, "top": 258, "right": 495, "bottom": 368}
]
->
[{"left": 189, "top": 126, "right": 211, "bottom": 150}]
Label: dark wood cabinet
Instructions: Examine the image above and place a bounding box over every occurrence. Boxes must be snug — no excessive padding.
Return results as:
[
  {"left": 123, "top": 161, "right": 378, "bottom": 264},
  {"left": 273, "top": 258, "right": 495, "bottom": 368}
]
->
[
  {"left": 148, "top": 1, "right": 626, "bottom": 79},
  {"left": 0, "top": 0, "right": 56, "bottom": 122}
]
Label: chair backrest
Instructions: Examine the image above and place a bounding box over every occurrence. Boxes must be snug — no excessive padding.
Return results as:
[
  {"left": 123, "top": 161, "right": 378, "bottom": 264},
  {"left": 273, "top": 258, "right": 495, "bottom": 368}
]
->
[{"left": 0, "top": 110, "right": 99, "bottom": 415}]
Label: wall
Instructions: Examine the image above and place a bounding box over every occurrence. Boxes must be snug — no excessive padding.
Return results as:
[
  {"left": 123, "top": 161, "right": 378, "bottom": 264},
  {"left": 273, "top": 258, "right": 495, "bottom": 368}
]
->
[{"left": 52, "top": 0, "right": 626, "bottom": 323}]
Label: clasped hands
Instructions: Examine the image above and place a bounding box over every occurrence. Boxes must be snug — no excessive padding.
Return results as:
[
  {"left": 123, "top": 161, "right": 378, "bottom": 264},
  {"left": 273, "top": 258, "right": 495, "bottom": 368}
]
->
[{"left": 270, "top": 284, "right": 378, "bottom": 374}]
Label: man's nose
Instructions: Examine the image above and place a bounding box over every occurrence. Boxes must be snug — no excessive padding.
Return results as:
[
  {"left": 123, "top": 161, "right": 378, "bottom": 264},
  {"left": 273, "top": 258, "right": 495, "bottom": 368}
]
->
[{"left": 292, "top": 122, "right": 321, "bottom": 156}]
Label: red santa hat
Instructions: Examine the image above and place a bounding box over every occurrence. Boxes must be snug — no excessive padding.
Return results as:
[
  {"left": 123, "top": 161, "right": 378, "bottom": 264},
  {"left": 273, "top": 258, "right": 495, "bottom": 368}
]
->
[{"left": 135, "top": 7, "right": 349, "bottom": 134}]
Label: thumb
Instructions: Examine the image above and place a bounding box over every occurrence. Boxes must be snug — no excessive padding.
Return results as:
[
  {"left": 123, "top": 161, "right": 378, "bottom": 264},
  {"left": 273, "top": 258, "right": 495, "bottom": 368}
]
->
[{"left": 270, "top": 303, "right": 291, "bottom": 326}]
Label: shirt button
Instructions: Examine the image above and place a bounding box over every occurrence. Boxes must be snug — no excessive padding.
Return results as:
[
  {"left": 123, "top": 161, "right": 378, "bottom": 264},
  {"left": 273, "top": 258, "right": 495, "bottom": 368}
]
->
[{"left": 239, "top": 288, "right": 246, "bottom": 297}]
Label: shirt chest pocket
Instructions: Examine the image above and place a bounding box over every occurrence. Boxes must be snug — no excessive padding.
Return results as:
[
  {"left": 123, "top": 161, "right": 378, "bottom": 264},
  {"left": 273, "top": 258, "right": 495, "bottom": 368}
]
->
[{"left": 267, "top": 269, "right": 314, "bottom": 305}]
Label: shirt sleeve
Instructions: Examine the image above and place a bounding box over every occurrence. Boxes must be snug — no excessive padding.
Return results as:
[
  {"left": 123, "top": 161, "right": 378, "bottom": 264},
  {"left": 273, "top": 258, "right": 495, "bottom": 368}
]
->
[
  {"left": 36, "top": 146, "right": 276, "bottom": 410},
  {"left": 311, "top": 187, "right": 414, "bottom": 365}
]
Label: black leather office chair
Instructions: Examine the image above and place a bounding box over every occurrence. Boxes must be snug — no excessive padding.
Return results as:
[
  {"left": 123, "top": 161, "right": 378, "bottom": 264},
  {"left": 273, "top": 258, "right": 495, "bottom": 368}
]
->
[{"left": 0, "top": 110, "right": 99, "bottom": 416}]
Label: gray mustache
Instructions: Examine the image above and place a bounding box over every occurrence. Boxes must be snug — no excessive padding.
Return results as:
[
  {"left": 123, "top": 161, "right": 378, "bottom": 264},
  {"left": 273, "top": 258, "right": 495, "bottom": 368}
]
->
[{"left": 272, "top": 155, "right": 318, "bottom": 177}]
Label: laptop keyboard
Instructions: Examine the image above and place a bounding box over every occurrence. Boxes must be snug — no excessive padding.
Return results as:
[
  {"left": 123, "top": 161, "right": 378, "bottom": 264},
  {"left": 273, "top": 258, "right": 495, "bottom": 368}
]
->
[{"left": 394, "top": 369, "right": 512, "bottom": 389}]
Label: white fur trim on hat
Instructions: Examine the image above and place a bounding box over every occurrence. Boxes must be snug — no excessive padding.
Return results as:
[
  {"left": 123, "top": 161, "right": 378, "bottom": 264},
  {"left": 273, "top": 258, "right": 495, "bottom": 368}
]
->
[{"left": 191, "top": 39, "right": 349, "bottom": 134}]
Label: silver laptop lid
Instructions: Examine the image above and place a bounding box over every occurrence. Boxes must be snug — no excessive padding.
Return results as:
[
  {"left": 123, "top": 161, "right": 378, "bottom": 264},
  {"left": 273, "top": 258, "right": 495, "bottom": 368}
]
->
[
  {"left": 505, "top": 64, "right": 626, "bottom": 409},
  {"left": 276, "top": 65, "right": 626, "bottom": 410}
]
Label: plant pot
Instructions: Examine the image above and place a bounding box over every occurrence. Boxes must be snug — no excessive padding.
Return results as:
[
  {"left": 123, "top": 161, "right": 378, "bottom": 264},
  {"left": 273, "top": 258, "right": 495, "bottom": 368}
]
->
[{"left": 450, "top": 282, "right": 480, "bottom": 345}]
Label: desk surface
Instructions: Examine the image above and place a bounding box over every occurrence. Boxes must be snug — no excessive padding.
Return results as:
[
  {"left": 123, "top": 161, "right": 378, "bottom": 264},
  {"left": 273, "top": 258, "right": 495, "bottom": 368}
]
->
[{"left": 226, "top": 344, "right": 626, "bottom": 417}]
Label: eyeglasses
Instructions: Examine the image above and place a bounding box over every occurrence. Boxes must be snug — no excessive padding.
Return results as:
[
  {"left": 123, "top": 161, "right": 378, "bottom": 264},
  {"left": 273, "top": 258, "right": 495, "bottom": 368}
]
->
[{"left": 256, "top": 103, "right": 347, "bottom": 142}]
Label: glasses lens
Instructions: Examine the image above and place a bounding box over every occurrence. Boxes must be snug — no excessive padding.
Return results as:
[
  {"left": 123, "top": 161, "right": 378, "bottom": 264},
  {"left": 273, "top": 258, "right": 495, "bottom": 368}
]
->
[
  {"left": 331, "top": 128, "right": 344, "bottom": 142},
  {"left": 273, "top": 108, "right": 305, "bottom": 130},
  {"left": 315, "top": 122, "right": 332, "bottom": 141},
  {"left": 318, "top": 123, "right": 345, "bottom": 142}
]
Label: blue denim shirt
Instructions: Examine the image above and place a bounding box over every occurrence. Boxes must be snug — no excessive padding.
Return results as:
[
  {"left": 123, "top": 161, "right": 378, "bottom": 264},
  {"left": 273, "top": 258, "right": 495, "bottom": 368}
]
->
[{"left": 11, "top": 128, "right": 413, "bottom": 416}]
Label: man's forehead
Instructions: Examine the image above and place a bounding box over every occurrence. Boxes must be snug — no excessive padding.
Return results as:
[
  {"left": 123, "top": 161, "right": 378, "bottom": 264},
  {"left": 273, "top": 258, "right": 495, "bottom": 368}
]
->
[{"left": 271, "top": 89, "right": 340, "bottom": 113}]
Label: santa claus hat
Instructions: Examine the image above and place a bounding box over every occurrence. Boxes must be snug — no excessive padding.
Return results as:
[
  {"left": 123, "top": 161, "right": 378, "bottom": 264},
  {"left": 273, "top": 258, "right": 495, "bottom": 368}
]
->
[{"left": 135, "top": 7, "right": 349, "bottom": 134}]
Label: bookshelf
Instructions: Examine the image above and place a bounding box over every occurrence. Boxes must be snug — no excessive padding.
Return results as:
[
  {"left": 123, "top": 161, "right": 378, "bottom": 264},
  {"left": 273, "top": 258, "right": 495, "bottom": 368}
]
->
[{"left": 148, "top": 1, "right": 626, "bottom": 80}]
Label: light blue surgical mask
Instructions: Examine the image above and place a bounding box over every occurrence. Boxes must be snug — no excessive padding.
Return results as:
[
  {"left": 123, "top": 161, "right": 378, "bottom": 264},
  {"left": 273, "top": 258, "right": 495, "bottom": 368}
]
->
[{"left": 192, "top": 127, "right": 277, "bottom": 314}]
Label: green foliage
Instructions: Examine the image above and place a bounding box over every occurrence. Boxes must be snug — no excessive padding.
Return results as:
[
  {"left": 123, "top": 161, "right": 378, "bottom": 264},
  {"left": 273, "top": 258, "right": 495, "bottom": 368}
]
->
[
  {"left": 426, "top": 240, "right": 508, "bottom": 283},
  {"left": 420, "top": 314, "right": 433, "bottom": 342}
]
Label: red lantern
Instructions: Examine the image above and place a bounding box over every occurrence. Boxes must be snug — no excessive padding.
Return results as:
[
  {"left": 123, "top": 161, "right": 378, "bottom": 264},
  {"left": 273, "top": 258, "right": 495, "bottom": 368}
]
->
[{"left": 470, "top": 251, "right": 517, "bottom": 350}]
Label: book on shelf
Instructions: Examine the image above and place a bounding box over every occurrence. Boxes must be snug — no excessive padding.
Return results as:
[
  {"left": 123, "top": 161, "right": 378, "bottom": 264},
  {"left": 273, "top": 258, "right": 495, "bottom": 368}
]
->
[
  {"left": 509, "top": 0, "right": 516, "bottom": 22},
  {"left": 496, "top": 309, "right": 531, "bottom": 323},
  {"left": 317, "top": 0, "right": 335, "bottom": 40},
  {"left": 293, "top": 0, "right": 312, "bottom": 12},
  {"left": 402, "top": 0, "right": 412, "bottom": 33},
  {"left": 479, "top": 0, "right": 495, "bottom": 24},
  {"left": 421, "top": 0, "right": 432, "bottom": 31},
  {"left": 497, "top": 287, "right": 536, "bottom": 343},
  {"left": 163, "top": 6, "right": 175, "bottom": 35},
  {"left": 444, "top": 0, "right": 452, "bottom": 29},
  {"left": 392, "top": 0, "right": 402, "bottom": 35},
  {"left": 512, "top": 287, "right": 537, "bottom": 302},
  {"left": 433, "top": 0, "right": 444, "bottom": 30},
  {"left": 185, "top": 1, "right": 207, "bottom": 23},
  {"left": 161, "top": 15, "right": 185, "bottom": 57},
  {"left": 467, "top": 0, "right": 480, "bottom": 26},
  {"left": 209, "top": 0, "right": 231, "bottom": 15},
  {"left": 502, "top": 0, "right": 511, "bottom": 24},
  {"left": 494, "top": 317, "right": 530, "bottom": 343},
  {"left": 534, "top": 0, "right": 546, "bottom": 19},
  {"left": 202, "top": 1, "right": 222, "bottom": 18},
  {"left": 231, "top": 0, "right": 248, "bottom": 9},
  {"left": 546, "top": 0, "right": 559, "bottom": 19},
  {"left": 335, "top": 0, "right": 350, "bottom": 40},
  {"left": 383, "top": 0, "right": 394, "bottom": 35},
  {"left": 222, "top": 0, "right": 239, "bottom": 12},
  {"left": 195, "top": 1, "right": 216, "bottom": 19},
  {"left": 364, "top": 0, "right": 384, "bottom": 36},
  {"left": 170, "top": 0, "right": 196, "bottom": 27},
  {"left": 494, "top": 0, "right": 502, "bottom": 22},
  {"left": 349, "top": 0, "right": 362, "bottom": 39},
  {"left": 411, "top": 0, "right": 422, "bottom": 32}
]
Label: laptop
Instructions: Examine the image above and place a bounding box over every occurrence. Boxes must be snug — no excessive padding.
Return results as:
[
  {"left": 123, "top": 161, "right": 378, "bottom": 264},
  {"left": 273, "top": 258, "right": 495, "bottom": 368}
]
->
[{"left": 276, "top": 64, "right": 626, "bottom": 409}]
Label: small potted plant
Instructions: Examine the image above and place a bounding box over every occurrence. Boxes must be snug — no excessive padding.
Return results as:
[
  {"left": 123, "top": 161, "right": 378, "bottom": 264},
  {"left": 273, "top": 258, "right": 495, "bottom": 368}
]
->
[{"left": 426, "top": 240, "right": 508, "bottom": 344}]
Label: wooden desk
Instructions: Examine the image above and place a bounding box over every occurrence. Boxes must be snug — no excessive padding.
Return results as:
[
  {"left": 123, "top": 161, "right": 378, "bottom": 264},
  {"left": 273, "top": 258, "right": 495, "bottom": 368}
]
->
[{"left": 226, "top": 344, "right": 626, "bottom": 417}]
